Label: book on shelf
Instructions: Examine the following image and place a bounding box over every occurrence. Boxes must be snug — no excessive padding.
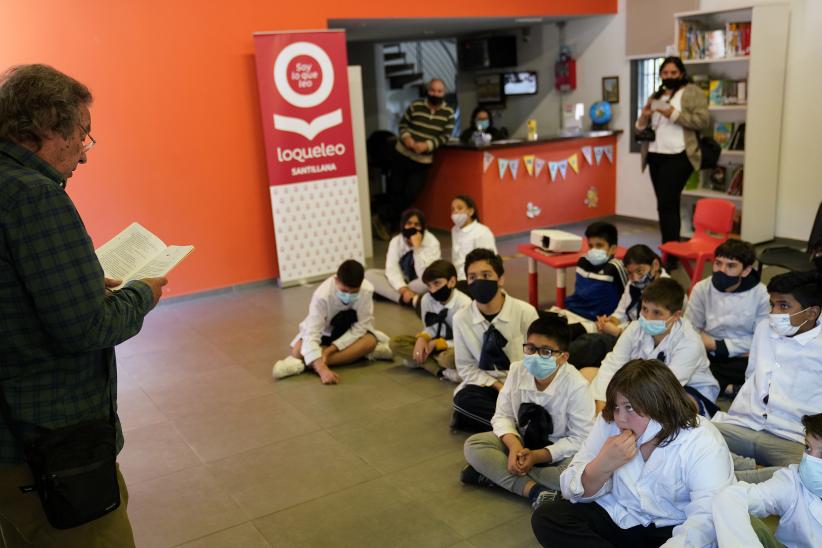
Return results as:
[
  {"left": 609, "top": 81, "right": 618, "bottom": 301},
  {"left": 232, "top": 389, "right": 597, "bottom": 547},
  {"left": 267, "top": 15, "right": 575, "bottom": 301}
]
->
[
  {"left": 679, "top": 20, "right": 751, "bottom": 60},
  {"left": 727, "top": 164, "right": 744, "bottom": 196},
  {"left": 708, "top": 166, "right": 728, "bottom": 192},
  {"left": 728, "top": 123, "right": 746, "bottom": 151},
  {"left": 708, "top": 79, "right": 747, "bottom": 105},
  {"left": 714, "top": 122, "right": 735, "bottom": 149}
]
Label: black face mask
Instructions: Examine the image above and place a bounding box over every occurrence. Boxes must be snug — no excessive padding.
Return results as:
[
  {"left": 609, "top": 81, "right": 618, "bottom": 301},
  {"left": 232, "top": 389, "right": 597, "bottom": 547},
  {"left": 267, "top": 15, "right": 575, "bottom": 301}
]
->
[
  {"left": 712, "top": 271, "right": 741, "bottom": 292},
  {"left": 430, "top": 284, "right": 452, "bottom": 303},
  {"left": 402, "top": 227, "right": 419, "bottom": 239},
  {"left": 469, "top": 279, "right": 499, "bottom": 304},
  {"left": 662, "top": 78, "right": 683, "bottom": 90},
  {"left": 427, "top": 94, "right": 444, "bottom": 106}
]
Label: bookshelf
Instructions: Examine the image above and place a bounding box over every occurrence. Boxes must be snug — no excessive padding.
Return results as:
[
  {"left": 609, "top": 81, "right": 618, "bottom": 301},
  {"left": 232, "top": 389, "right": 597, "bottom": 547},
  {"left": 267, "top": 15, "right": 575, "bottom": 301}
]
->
[{"left": 674, "top": 5, "right": 789, "bottom": 242}]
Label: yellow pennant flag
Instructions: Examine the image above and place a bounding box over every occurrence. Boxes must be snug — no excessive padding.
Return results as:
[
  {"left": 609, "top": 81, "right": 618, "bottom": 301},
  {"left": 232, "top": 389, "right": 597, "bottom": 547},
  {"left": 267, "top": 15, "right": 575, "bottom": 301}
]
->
[
  {"left": 568, "top": 153, "right": 580, "bottom": 174},
  {"left": 523, "top": 154, "right": 535, "bottom": 176}
]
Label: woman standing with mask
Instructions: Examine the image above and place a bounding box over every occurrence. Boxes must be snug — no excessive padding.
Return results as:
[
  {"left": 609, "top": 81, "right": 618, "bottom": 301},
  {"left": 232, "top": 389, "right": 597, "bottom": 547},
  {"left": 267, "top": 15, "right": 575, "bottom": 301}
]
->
[
  {"left": 450, "top": 194, "right": 497, "bottom": 293},
  {"left": 636, "top": 57, "right": 709, "bottom": 262}
]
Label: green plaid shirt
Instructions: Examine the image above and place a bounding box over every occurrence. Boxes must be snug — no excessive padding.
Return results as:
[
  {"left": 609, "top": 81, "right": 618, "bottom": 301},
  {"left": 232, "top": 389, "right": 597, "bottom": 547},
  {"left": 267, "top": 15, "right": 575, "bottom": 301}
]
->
[{"left": 0, "top": 140, "right": 154, "bottom": 465}]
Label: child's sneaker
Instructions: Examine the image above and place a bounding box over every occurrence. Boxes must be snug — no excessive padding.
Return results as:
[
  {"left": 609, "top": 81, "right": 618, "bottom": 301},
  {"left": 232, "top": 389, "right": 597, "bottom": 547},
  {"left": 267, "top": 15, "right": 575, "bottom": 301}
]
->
[
  {"left": 272, "top": 356, "right": 305, "bottom": 379},
  {"left": 459, "top": 464, "right": 494, "bottom": 487},
  {"left": 440, "top": 368, "right": 462, "bottom": 384},
  {"left": 531, "top": 488, "right": 559, "bottom": 510},
  {"left": 367, "top": 341, "right": 394, "bottom": 361}
]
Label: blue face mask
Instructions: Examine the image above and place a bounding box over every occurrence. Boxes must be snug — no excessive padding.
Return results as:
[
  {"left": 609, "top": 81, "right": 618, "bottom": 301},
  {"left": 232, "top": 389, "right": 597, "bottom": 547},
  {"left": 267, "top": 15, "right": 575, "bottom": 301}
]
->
[
  {"left": 337, "top": 290, "right": 358, "bottom": 305},
  {"left": 798, "top": 453, "right": 822, "bottom": 498},
  {"left": 639, "top": 315, "right": 669, "bottom": 336},
  {"left": 523, "top": 354, "right": 558, "bottom": 380},
  {"left": 476, "top": 119, "right": 490, "bottom": 131},
  {"left": 586, "top": 248, "right": 609, "bottom": 266}
]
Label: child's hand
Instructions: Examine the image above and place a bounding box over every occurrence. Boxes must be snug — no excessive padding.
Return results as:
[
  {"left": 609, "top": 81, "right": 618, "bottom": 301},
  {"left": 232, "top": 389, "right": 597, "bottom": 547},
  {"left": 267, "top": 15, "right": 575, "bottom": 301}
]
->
[
  {"left": 596, "top": 430, "right": 637, "bottom": 474},
  {"left": 413, "top": 337, "right": 429, "bottom": 364},
  {"left": 516, "top": 448, "right": 536, "bottom": 475},
  {"left": 426, "top": 339, "right": 438, "bottom": 355},
  {"left": 700, "top": 331, "right": 717, "bottom": 351},
  {"left": 507, "top": 448, "right": 525, "bottom": 475}
]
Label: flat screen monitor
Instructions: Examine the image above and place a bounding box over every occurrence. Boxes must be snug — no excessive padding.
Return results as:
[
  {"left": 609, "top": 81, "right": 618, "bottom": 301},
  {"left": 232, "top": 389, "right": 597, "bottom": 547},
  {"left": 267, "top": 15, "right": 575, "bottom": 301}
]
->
[{"left": 503, "top": 71, "right": 538, "bottom": 96}]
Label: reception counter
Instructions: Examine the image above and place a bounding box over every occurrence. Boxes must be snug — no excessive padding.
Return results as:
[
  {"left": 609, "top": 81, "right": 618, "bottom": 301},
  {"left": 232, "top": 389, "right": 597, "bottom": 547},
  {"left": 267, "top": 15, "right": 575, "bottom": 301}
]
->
[{"left": 413, "top": 131, "right": 620, "bottom": 236}]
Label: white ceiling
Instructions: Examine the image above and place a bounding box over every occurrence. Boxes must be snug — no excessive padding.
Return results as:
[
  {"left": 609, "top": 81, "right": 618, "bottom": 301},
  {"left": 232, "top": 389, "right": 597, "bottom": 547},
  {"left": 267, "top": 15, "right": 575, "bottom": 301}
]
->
[{"left": 328, "top": 16, "right": 587, "bottom": 42}]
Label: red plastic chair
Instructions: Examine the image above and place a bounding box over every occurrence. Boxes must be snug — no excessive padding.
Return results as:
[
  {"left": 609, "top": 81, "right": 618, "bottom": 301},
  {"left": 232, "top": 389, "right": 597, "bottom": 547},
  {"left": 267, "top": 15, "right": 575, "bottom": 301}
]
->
[{"left": 659, "top": 198, "right": 736, "bottom": 292}]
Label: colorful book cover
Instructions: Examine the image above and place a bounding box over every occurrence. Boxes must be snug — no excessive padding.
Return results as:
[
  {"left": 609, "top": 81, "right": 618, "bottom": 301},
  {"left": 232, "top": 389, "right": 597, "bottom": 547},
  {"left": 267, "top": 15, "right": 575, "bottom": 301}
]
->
[
  {"left": 709, "top": 166, "right": 727, "bottom": 191},
  {"left": 714, "top": 122, "right": 735, "bottom": 149},
  {"left": 706, "top": 30, "right": 726, "bottom": 59},
  {"left": 709, "top": 80, "right": 724, "bottom": 106}
]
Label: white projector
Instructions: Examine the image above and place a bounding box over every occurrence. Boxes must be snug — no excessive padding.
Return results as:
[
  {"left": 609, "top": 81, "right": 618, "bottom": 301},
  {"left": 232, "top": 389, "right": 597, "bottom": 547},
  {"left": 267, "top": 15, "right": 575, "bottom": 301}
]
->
[{"left": 530, "top": 229, "right": 583, "bottom": 253}]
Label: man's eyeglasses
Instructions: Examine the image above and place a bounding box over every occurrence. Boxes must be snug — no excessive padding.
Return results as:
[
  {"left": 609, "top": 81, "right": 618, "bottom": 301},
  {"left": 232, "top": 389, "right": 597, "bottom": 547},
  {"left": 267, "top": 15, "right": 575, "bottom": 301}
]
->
[
  {"left": 522, "top": 343, "right": 562, "bottom": 359},
  {"left": 78, "top": 124, "right": 96, "bottom": 152}
]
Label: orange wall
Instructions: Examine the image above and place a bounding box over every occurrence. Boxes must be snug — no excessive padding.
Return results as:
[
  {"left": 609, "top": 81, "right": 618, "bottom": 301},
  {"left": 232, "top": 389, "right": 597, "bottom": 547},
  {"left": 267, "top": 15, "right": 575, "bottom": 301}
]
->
[{"left": 0, "top": 0, "right": 616, "bottom": 297}]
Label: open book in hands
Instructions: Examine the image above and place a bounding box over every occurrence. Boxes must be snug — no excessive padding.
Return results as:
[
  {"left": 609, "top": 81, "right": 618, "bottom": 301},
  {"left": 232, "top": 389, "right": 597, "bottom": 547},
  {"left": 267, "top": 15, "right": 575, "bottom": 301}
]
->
[{"left": 95, "top": 222, "right": 193, "bottom": 289}]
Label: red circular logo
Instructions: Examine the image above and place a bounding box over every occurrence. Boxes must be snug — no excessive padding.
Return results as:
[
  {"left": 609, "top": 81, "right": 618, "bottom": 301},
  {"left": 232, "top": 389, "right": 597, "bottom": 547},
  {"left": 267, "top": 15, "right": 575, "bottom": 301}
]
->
[{"left": 287, "top": 55, "right": 324, "bottom": 96}]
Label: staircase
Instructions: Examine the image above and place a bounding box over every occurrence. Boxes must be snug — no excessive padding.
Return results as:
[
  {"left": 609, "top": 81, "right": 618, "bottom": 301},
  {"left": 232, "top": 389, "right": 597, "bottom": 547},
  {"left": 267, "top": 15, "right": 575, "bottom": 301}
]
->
[{"left": 382, "top": 43, "right": 424, "bottom": 89}]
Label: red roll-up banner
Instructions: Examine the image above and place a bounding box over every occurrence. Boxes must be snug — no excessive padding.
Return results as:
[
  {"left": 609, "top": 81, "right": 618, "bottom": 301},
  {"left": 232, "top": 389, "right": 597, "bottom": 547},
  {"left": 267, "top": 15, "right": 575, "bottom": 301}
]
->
[{"left": 253, "top": 30, "right": 363, "bottom": 284}]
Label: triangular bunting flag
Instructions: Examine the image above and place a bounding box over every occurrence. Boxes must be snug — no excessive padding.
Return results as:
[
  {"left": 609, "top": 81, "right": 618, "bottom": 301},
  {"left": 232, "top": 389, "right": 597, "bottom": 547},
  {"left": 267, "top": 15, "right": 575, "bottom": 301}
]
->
[
  {"left": 498, "top": 158, "right": 509, "bottom": 179},
  {"left": 523, "top": 155, "right": 535, "bottom": 176},
  {"left": 483, "top": 151, "right": 495, "bottom": 173},
  {"left": 548, "top": 161, "right": 560, "bottom": 182},
  {"left": 535, "top": 158, "right": 546, "bottom": 178},
  {"left": 558, "top": 159, "right": 568, "bottom": 179},
  {"left": 604, "top": 145, "right": 614, "bottom": 164},
  {"left": 568, "top": 153, "right": 579, "bottom": 174},
  {"left": 594, "top": 146, "right": 604, "bottom": 165},
  {"left": 509, "top": 159, "right": 520, "bottom": 179},
  {"left": 581, "top": 146, "right": 594, "bottom": 166}
]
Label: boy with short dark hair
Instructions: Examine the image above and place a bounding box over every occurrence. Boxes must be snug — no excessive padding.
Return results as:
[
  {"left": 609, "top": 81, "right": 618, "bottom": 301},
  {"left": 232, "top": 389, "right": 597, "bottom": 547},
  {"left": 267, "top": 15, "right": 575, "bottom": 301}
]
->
[
  {"left": 462, "top": 315, "right": 595, "bottom": 508},
  {"left": 565, "top": 222, "right": 627, "bottom": 321},
  {"left": 685, "top": 239, "right": 770, "bottom": 392},
  {"left": 713, "top": 413, "right": 822, "bottom": 546},
  {"left": 273, "top": 259, "right": 393, "bottom": 385},
  {"left": 592, "top": 277, "right": 718, "bottom": 416},
  {"left": 389, "top": 260, "right": 471, "bottom": 382},
  {"left": 452, "top": 249, "right": 539, "bottom": 431},
  {"left": 712, "top": 270, "right": 822, "bottom": 482}
]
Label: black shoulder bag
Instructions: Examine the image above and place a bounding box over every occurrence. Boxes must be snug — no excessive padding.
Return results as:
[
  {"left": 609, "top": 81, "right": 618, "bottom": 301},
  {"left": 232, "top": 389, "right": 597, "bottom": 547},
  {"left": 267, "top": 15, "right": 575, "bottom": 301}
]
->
[{"left": 0, "top": 366, "right": 121, "bottom": 530}]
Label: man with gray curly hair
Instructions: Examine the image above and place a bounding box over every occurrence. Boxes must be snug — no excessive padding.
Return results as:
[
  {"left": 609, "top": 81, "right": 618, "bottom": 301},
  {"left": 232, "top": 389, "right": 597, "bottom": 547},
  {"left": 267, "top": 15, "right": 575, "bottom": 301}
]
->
[{"left": 0, "top": 64, "right": 165, "bottom": 546}]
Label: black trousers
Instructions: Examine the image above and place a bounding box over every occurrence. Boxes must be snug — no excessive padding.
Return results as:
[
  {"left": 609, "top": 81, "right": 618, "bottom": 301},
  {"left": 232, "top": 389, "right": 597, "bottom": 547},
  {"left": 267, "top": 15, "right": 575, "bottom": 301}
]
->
[
  {"left": 383, "top": 150, "right": 431, "bottom": 227},
  {"left": 531, "top": 499, "right": 675, "bottom": 548},
  {"left": 709, "top": 356, "right": 749, "bottom": 391},
  {"left": 452, "top": 385, "right": 498, "bottom": 433},
  {"left": 647, "top": 151, "right": 694, "bottom": 244}
]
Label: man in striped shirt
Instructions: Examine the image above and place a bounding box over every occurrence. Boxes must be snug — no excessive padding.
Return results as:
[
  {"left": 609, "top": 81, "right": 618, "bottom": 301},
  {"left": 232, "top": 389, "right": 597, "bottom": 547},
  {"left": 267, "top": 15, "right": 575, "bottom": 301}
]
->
[{"left": 378, "top": 78, "right": 455, "bottom": 236}]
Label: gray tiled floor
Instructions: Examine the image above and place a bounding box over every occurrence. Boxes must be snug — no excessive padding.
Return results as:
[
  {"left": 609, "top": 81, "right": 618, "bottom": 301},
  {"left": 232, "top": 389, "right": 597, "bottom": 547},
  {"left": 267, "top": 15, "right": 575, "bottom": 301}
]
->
[{"left": 115, "top": 217, "right": 726, "bottom": 547}]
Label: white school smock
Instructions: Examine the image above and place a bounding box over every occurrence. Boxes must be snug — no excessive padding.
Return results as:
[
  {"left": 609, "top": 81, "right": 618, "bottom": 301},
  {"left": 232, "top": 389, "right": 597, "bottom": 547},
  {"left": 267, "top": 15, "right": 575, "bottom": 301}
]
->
[
  {"left": 561, "top": 415, "right": 735, "bottom": 547},
  {"left": 713, "top": 465, "right": 822, "bottom": 548},
  {"left": 648, "top": 89, "right": 686, "bottom": 154},
  {"left": 419, "top": 289, "right": 472, "bottom": 345},
  {"left": 712, "top": 320, "right": 822, "bottom": 445},
  {"left": 592, "top": 318, "right": 719, "bottom": 403},
  {"left": 685, "top": 277, "right": 769, "bottom": 357},
  {"left": 611, "top": 269, "right": 673, "bottom": 326},
  {"left": 492, "top": 361, "right": 595, "bottom": 463},
  {"left": 453, "top": 293, "right": 539, "bottom": 392},
  {"left": 384, "top": 231, "right": 441, "bottom": 291},
  {"left": 451, "top": 220, "right": 497, "bottom": 281},
  {"left": 292, "top": 276, "right": 387, "bottom": 365}
]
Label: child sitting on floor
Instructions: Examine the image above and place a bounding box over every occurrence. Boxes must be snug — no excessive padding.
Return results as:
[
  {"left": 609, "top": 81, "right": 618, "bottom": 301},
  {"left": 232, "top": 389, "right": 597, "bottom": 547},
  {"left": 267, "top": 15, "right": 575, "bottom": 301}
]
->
[
  {"left": 461, "top": 315, "right": 595, "bottom": 509},
  {"left": 389, "top": 260, "right": 471, "bottom": 382},
  {"left": 273, "top": 259, "right": 392, "bottom": 385}
]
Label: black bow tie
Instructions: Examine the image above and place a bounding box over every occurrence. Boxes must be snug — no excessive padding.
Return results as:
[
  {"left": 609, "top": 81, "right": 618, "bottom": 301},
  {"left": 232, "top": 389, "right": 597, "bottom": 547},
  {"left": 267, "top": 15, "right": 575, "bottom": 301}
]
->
[
  {"left": 479, "top": 324, "right": 510, "bottom": 371},
  {"left": 425, "top": 309, "right": 452, "bottom": 340}
]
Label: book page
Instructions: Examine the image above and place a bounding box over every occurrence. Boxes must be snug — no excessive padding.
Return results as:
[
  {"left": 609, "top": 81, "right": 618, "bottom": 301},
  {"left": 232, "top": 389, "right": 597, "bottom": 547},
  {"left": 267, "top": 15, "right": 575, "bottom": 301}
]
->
[
  {"left": 129, "top": 245, "right": 194, "bottom": 281},
  {"left": 96, "top": 223, "right": 167, "bottom": 281}
]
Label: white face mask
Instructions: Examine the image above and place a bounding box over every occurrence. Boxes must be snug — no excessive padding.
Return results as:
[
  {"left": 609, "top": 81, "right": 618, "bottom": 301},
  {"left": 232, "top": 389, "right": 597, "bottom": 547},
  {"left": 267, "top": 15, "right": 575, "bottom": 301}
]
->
[
  {"left": 637, "top": 419, "right": 663, "bottom": 446},
  {"left": 451, "top": 212, "right": 469, "bottom": 228},
  {"left": 768, "top": 307, "right": 810, "bottom": 337}
]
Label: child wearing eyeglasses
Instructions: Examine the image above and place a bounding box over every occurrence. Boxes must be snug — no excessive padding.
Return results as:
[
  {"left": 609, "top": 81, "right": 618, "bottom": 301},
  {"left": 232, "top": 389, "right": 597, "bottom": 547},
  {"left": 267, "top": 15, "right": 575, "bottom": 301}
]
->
[{"left": 461, "top": 315, "right": 595, "bottom": 509}]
